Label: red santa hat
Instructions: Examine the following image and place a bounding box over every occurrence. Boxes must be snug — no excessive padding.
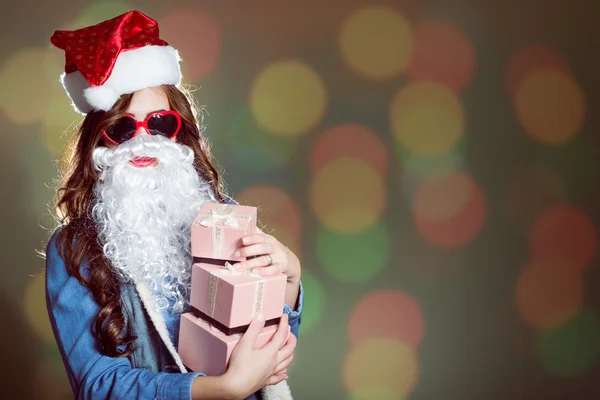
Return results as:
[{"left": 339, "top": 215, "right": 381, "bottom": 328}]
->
[{"left": 50, "top": 10, "right": 181, "bottom": 114}]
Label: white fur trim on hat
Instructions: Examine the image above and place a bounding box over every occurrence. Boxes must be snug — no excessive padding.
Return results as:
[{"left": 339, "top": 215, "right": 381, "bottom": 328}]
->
[
  {"left": 60, "top": 70, "right": 94, "bottom": 114},
  {"left": 61, "top": 45, "right": 182, "bottom": 114}
]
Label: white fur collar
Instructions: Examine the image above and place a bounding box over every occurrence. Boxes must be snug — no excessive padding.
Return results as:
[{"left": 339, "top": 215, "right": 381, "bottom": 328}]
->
[{"left": 133, "top": 280, "right": 293, "bottom": 399}]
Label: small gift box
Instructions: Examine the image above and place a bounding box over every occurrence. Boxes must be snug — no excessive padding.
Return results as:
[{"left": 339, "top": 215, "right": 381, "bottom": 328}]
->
[
  {"left": 178, "top": 312, "right": 290, "bottom": 376},
  {"left": 190, "top": 262, "right": 287, "bottom": 330},
  {"left": 191, "top": 203, "right": 257, "bottom": 262}
]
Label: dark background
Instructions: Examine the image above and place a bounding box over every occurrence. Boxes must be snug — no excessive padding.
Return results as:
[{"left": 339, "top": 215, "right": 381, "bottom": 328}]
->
[{"left": 1, "top": 1, "right": 599, "bottom": 399}]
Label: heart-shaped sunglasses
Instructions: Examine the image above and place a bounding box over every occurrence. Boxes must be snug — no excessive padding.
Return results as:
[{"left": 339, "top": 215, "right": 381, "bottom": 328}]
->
[{"left": 102, "top": 110, "right": 182, "bottom": 145}]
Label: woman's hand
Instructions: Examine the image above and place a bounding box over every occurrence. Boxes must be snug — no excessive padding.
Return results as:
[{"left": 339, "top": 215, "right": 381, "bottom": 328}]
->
[
  {"left": 232, "top": 227, "right": 301, "bottom": 283},
  {"left": 224, "top": 314, "right": 296, "bottom": 398},
  {"left": 233, "top": 227, "right": 302, "bottom": 309}
]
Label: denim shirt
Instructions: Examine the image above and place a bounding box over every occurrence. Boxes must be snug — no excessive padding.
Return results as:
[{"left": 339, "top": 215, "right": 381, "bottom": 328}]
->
[{"left": 45, "top": 222, "right": 303, "bottom": 400}]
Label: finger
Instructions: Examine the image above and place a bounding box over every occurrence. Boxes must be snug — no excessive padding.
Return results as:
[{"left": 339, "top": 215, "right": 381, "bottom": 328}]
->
[
  {"left": 241, "top": 233, "right": 277, "bottom": 246},
  {"left": 266, "top": 373, "right": 288, "bottom": 386},
  {"left": 236, "top": 243, "right": 276, "bottom": 259},
  {"left": 235, "top": 254, "right": 280, "bottom": 272},
  {"left": 237, "top": 315, "right": 266, "bottom": 348},
  {"left": 273, "top": 355, "right": 294, "bottom": 375},
  {"left": 233, "top": 256, "right": 268, "bottom": 271},
  {"left": 276, "top": 334, "right": 296, "bottom": 361},
  {"left": 265, "top": 314, "right": 289, "bottom": 352},
  {"left": 249, "top": 265, "right": 282, "bottom": 277}
]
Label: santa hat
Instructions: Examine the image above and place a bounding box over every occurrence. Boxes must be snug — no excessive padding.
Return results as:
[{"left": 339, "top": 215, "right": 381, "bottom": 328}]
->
[{"left": 50, "top": 10, "right": 181, "bottom": 114}]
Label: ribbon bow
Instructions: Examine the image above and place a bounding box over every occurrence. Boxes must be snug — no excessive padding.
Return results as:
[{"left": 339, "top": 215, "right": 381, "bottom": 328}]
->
[{"left": 199, "top": 205, "right": 240, "bottom": 228}]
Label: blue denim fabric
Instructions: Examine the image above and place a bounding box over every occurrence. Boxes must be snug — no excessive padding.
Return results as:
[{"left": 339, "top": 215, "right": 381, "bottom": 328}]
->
[{"left": 45, "top": 217, "right": 303, "bottom": 400}]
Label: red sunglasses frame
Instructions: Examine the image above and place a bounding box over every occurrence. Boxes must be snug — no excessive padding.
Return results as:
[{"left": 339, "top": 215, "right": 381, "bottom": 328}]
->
[{"left": 102, "top": 110, "right": 183, "bottom": 145}]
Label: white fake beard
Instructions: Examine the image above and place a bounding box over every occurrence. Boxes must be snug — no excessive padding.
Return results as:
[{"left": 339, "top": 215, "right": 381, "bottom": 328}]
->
[{"left": 91, "top": 134, "right": 216, "bottom": 313}]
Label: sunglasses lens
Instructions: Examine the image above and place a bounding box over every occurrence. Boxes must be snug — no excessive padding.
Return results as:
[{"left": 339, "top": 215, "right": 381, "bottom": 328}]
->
[
  {"left": 106, "top": 117, "right": 137, "bottom": 144},
  {"left": 147, "top": 113, "right": 179, "bottom": 138}
]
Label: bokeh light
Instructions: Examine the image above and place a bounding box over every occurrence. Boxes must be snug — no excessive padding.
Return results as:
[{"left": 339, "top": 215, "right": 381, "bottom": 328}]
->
[
  {"left": 537, "top": 308, "right": 600, "bottom": 376},
  {"left": 535, "top": 134, "right": 599, "bottom": 199},
  {"left": 506, "top": 44, "right": 572, "bottom": 100},
  {"left": 400, "top": 148, "right": 467, "bottom": 204},
  {"left": 316, "top": 221, "right": 389, "bottom": 284},
  {"left": 297, "top": 269, "right": 325, "bottom": 335},
  {"left": 34, "top": 358, "right": 72, "bottom": 400},
  {"left": 515, "top": 68, "right": 585, "bottom": 145},
  {"left": 226, "top": 106, "right": 297, "bottom": 173},
  {"left": 250, "top": 60, "right": 327, "bottom": 137},
  {"left": 45, "top": 343, "right": 62, "bottom": 362},
  {"left": 343, "top": 338, "right": 419, "bottom": 399},
  {"left": 529, "top": 204, "right": 597, "bottom": 271},
  {"left": 413, "top": 172, "right": 486, "bottom": 247},
  {"left": 348, "top": 290, "right": 424, "bottom": 348},
  {"left": 414, "top": 170, "right": 471, "bottom": 221},
  {"left": 311, "top": 123, "right": 388, "bottom": 178},
  {"left": 345, "top": 387, "right": 402, "bottom": 400},
  {"left": 159, "top": 9, "right": 222, "bottom": 82},
  {"left": 66, "top": 0, "right": 134, "bottom": 29},
  {"left": 390, "top": 82, "right": 464, "bottom": 156},
  {"left": 503, "top": 162, "right": 568, "bottom": 234},
  {"left": 311, "top": 157, "right": 385, "bottom": 234},
  {"left": 406, "top": 21, "right": 476, "bottom": 91},
  {"left": 515, "top": 259, "right": 583, "bottom": 330},
  {"left": 14, "top": 128, "right": 57, "bottom": 215},
  {"left": 42, "top": 89, "right": 80, "bottom": 157},
  {"left": 234, "top": 185, "right": 301, "bottom": 254},
  {"left": 0, "top": 48, "right": 54, "bottom": 125},
  {"left": 24, "top": 274, "right": 54, "bottom": 343},
  {"left": 339, "top": 6, "right": 413, "bottom": 80}
]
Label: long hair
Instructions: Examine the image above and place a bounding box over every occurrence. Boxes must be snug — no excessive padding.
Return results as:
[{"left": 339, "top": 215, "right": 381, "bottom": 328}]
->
[{"left": 52, "top": 85, "right": 226, "bottom": 357}]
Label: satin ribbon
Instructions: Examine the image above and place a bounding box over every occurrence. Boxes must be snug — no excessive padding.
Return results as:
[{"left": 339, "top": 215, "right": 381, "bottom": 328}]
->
[
  {"left": 205, "top": 262, "right": 266, "bottom": 323},
  {"left": 199, "top": 205, "right": 241, "bottom": 228},
  {"left": 195, "top": 205, "right": 252, "bottom": 259}
]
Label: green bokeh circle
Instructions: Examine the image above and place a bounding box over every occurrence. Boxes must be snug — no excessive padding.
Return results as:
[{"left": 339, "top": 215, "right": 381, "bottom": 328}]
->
[
  {"left": 298, "top": 269, "right": 325, "bottom": 335},
  {"left": 316, "top": 220, "right": 389, "bottom": 283},
  {"left": 537, "top": 307, "right": 600, "bottom": 376},
  {"left": 226, "top": 107, "right": 298, "bottom": 173}
]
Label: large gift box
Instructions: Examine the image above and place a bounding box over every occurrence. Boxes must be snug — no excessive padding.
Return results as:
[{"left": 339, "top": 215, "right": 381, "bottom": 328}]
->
[
  {"left": 191, "top": 203, "right": 258, "bottom": 262},
  {"left": 190, "top": 262, "right": 287, "bottom": 331},
  {"left": 179, "top": 312, "right": 290, "bottom": 376}
]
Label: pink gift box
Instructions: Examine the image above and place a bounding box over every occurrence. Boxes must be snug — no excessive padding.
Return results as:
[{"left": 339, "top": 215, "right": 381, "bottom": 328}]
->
[
  {"left": 191, "top": 203, "right": 257, "bottom": 262},
  {"left": 178, "top": 313, "right": 290, "bottom": 376},
  {"left": 190, "top": 263, "right": 287, "bottom": 329}
]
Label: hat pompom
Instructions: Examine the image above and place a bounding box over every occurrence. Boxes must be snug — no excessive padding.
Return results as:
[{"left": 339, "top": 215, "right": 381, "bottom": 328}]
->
[{"left": 84, "top": 85, "right": 121, "bottom": 112}]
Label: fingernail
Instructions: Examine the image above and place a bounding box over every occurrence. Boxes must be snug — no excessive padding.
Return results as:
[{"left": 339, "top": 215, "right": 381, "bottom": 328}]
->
[
  {"left": 242, "top": 237, "right": 249, "bottom": 244},
  {"left": 232, "top": 263, "right": 241, "bottom": 269},
  {"left": 284, "top": 375, "right": 289, "bottom": 380},
  {"left": 233, "top": 251, "right": 241, "bottom": 258},
  {"left": 251, "top": 269, "right": 260, "bottom": 275}
]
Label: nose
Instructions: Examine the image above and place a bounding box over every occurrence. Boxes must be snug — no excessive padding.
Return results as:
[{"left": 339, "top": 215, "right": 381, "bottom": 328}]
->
[{"left": 136, "top": 126, "right": 150, "bottom": 136}]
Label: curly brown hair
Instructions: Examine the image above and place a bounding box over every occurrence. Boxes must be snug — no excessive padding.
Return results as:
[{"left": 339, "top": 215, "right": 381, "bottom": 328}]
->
[{"left": 52, "top": 85, "right": 226, "bottom": 357}]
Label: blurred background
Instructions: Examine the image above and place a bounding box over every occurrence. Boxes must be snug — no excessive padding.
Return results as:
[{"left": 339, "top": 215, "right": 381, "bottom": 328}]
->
[{"left": 1, "top": 0, "right": 599, "bottom": 399}]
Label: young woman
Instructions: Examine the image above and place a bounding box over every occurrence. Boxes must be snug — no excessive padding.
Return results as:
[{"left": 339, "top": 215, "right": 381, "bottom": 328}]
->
[{"left": 45, "top": 10, "right": 303, "bottom": 400}]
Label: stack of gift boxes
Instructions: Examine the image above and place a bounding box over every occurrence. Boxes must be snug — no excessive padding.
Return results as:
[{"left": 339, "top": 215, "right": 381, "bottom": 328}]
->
[{"left": 178, "top": 202, "right": 289, "bottom": 376}]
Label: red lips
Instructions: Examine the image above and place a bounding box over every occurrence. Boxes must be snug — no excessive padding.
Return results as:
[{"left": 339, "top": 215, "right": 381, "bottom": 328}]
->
[{"left": 129, "top": 156, "right": 157, "bottom": 168}]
